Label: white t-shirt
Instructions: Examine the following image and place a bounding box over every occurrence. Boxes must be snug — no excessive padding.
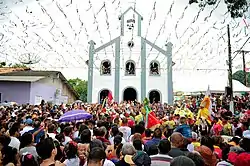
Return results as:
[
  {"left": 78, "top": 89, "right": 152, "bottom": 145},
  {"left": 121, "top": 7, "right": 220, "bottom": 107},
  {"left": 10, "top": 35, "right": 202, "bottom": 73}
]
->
[
  {"left": 73, "top": 131, "right": 79, "bottom": 139},
  {"left": 103, "top": 159, "right": 115, "bottom": 166},
  {"left": 64, "top": 157, "right": 80, "bottom": 166},
  {"left": 9, "top": 136, "right": 20, "bottom": 150},
  {"left": 109, "top": 136, "right": 126, "bottom": 145},
  {"left": 118, "top": 126, "right": 131, "bottom": 142},
  {"left": 47, "top": 133, "right": 56, "bottom": 140},
  {"left": 20, "top": 126, "right": 34, "bottom": 136},
  {"left": 63, "top": 136, "right": 72, "bottom": 145},
  {"left": 84, "top": 159, "right": 115, "bottom": 166}
]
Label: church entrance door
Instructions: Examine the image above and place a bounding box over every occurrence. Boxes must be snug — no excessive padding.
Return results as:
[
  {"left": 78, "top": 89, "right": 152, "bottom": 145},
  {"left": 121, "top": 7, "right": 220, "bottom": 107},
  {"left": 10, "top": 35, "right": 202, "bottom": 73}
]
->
[
  {"left": 123, "top": 87, "right": 137, "bottom": 101},
  {"left": 99, "top": 89, "right": 109, "bottom": 103},
  {"left": 149, "top": 90, "right": 161, "bottom": 103}
]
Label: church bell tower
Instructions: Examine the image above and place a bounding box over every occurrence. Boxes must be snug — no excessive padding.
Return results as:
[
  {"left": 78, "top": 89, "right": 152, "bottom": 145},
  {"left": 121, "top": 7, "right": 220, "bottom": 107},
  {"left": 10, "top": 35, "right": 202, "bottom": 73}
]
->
[{"left": 119, "top": 7, "right": 143, "bottom": 38}]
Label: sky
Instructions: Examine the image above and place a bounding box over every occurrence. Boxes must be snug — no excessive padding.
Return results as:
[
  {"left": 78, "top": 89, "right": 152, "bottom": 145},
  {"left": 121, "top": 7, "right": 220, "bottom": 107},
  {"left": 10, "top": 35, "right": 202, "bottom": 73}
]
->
[{"left": 0, "top": 0, "right": 250, "bottom": 91}]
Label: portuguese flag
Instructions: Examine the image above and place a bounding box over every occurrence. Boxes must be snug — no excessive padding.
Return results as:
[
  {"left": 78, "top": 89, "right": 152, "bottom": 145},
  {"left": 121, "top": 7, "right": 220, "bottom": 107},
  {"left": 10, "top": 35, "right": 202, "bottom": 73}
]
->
[{"left": 144, "top": 98, "right": 160, "bottom": 129}]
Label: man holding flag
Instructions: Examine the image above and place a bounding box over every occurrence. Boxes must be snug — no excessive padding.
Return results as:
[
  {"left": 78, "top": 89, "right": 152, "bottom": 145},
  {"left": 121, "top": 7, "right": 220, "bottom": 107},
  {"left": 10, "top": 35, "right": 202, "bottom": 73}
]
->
[
  {"left": 101, "top": 91, "right": 113, "bottom": 108},
  {"left": 144, "top": 98, "right": 160, "bottom": 129}
]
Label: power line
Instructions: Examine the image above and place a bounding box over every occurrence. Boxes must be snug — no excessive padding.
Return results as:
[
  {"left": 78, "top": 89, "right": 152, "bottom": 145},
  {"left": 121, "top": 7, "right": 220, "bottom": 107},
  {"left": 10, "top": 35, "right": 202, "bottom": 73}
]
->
[
  {"left": 232, "top": 36, "right": 250, "bottom": 60},
  {"left": 103, "top": 1, "right": 115, "bottom": 58}
]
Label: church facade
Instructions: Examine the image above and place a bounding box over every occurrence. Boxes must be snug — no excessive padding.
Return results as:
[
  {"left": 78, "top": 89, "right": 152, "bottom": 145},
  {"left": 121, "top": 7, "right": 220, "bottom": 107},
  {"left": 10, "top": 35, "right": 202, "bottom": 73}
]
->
[{"left": 87, "top": 7, "right": 173, "bottom": 104}]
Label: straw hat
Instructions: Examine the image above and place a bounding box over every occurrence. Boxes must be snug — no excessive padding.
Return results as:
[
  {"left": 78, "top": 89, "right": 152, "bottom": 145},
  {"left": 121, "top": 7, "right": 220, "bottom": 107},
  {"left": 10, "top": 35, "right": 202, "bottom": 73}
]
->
[{"left": 124, "top": 155, "right": 135, "bottom": 165}]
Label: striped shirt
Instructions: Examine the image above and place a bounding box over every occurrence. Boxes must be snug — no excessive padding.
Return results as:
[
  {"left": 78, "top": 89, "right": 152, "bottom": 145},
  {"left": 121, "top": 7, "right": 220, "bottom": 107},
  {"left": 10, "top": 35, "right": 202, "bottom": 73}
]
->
[{"left": 150, "top": 154, "right": 172, "bottom": 166}]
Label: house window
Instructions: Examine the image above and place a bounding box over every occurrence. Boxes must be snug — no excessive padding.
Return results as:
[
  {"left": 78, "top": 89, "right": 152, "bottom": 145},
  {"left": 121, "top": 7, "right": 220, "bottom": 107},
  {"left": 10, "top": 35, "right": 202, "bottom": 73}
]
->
[
  {"left": 100, "top": 60, "right": 111, "bottom": 75},
  {"left": 125, "top": 60, "right": 136, "bottom": 75},
  {"left": 150, "top": 61, "right": 160, "bottom": 75}
]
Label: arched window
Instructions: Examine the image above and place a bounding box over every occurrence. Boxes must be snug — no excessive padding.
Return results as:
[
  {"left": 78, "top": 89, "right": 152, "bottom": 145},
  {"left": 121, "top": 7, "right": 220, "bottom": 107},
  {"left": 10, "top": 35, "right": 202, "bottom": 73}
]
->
[
  {"left": 123, "top": 87, "right": 137, "bottom": 101},
  {"left": 149, "top": 90, "right": 161, "bottom": 103},
  {"left": 99, "top": 89, "right": 110, "bottom": 103},
  {"left": 150, "top": 61, "right": 160, "bottom": 75},
  {"left": 100, "top": 60, "right": 111, "bottom": 75},
  {"left": 125, "top": 60, "right": 136, "bottom": 75}
]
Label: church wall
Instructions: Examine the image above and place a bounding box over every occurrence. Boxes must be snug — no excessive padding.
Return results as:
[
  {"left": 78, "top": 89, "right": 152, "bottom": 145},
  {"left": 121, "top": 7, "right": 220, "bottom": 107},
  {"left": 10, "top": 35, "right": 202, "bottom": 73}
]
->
[
  {"left": 119, "top": 75, "right": 141, "bottom": 102},
  {"left": 119, "top": 36, "right": 141, "bottom": 101},
  {"left": 92, "top": 44, "right": 115, "bottom": 102},
  {"left": 145, "top": 45, "right": 168, "bottom": 103}
]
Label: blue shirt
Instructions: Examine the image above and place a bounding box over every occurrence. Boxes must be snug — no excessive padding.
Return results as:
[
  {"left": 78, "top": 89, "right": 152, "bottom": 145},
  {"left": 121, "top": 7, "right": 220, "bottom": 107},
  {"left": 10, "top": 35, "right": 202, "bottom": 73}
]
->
[
  {"left": 144, "top": 138, "right": 161, "bottom": 152},
  {"left": 29, "top": 128, "right": 45, "bottom": 143},
  {"left": 174, "top": 124, "right": 192, "bottom": 139}
]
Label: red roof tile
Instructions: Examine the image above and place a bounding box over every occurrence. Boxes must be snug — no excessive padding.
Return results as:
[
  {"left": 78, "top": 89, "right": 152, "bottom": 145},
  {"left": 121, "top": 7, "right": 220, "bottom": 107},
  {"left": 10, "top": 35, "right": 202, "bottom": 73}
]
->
[{"left": 0, "top": 67, "right": 31, "bottom": 74}]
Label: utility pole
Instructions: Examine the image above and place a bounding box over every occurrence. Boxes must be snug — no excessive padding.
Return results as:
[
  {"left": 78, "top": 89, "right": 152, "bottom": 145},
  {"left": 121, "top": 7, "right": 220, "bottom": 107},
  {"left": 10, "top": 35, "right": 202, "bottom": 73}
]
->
[
  {"left": 227, "top": 24, "right": 233, "bottom": 102},
  {"left": 243, "top": 51, "right": 247, "bottom": 86},
  {"left": 235, "top": 50, "right": 250, "bottom": 86}
]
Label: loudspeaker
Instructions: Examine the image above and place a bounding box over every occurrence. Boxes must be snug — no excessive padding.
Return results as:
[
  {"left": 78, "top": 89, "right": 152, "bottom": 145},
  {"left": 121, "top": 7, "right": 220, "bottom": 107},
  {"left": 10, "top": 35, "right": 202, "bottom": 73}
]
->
[{"left": 225, "top": 86, "right": 232, "bottom": 96}]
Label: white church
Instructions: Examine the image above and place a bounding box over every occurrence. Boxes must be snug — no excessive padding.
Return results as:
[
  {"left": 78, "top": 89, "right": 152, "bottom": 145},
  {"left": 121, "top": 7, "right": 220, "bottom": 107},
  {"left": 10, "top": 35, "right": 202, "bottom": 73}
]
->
[{"left": 87, "top": 7, "right": 173, "bottom": 104}]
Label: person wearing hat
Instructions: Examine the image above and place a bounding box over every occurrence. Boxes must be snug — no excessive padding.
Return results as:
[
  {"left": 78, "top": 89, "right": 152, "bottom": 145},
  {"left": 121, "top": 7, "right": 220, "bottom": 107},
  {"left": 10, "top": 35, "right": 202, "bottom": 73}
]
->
[
  {"left": 116, "top": 143, "right": 136, "bottom": 166},
  {"left": 195, "top": 145, "right": 217, "bottom": 166},
  {"left": 20, "top": 118, "right": 34, "bottom": 136}
]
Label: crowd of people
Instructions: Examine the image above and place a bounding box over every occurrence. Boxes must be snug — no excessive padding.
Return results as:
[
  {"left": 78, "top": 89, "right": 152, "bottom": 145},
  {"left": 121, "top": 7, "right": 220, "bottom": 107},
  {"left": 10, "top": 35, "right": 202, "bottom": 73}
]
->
[{"left": 0, "top": 94, "right": 249, "bottom": 166}]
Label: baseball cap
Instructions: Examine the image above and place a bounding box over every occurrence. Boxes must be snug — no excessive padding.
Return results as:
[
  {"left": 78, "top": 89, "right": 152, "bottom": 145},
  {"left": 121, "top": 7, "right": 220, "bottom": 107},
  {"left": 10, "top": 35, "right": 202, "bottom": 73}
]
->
[{"left": 25, "top": 118, "right": 33, "bottom": 125}]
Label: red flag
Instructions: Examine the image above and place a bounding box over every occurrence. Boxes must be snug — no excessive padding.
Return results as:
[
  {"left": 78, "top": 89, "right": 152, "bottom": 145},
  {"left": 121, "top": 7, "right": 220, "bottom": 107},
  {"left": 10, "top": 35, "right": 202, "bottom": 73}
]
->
[
  {"left": 147, "top": 111, "right": 160, "bottom": 129},
  {"left": 108, "top": 91, "right": 113, "bottom": 102}
]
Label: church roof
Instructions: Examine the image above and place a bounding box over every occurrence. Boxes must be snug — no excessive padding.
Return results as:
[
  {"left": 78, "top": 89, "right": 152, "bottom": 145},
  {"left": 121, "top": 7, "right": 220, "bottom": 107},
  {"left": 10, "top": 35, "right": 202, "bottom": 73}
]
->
[{"left": 119, "top": 7, "right": 143, "bottom": 20}]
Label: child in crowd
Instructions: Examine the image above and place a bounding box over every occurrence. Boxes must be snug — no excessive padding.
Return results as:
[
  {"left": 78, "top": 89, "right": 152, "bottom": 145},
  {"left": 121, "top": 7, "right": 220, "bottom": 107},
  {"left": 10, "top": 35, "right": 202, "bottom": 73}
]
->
[{"left": 63, "top": 141, "right": 80, "bottom": 166}]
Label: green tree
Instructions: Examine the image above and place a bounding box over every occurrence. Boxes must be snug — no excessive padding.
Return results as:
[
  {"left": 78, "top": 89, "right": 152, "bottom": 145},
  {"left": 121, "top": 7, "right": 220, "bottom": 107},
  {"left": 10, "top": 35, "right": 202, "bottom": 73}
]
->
[
  {"left": 68, "top": 78, "right": 88, "bottom": 102},
  {"left": 0, "top": 62, "right": 28, "bottom": 68},
  {"left": 11, "top": 63, "right": 28, "bottom": 68},
  {"left": 0, "top": 62, "right": 6, "bottom": 67},
  {"left": 232, "top": 70, "right": 250, "bottom": 85},
  {"left": 189, "top": 0, "right": 249, "bottom": 18}
]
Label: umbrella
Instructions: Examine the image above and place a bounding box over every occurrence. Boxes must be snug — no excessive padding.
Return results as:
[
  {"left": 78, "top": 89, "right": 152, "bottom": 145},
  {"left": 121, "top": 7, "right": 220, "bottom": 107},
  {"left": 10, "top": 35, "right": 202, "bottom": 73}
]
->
[{"left": 58, "top": 109, "right": 92, "bottom": 122}]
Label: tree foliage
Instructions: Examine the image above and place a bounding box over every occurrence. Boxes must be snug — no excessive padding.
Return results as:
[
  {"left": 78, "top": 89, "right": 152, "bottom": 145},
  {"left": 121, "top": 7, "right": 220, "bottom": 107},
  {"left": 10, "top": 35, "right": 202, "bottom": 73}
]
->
[
  {"left": 11, "top": 63, "right": 28, "bottom": 68},
  {"left": 0, "top": 62, "right": 28, "bottom": 68},
  {"left": 189, "top": 0, "right": 249, "bottom": 18},
  {"left": 232, "top": 70, "right": 250, "bottom": 85},
  {"left": 0, "top": 62, "right": 6, "bottom": 67},
  {"left": 68, "top": 78, "right": 88, "bottom": 102}
]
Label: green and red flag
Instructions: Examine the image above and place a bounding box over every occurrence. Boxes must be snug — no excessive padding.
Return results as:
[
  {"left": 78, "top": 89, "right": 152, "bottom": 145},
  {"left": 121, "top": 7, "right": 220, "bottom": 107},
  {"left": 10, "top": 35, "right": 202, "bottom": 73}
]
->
[{"left": 144, "top": 98, "right": 160, "bottom": 129}]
